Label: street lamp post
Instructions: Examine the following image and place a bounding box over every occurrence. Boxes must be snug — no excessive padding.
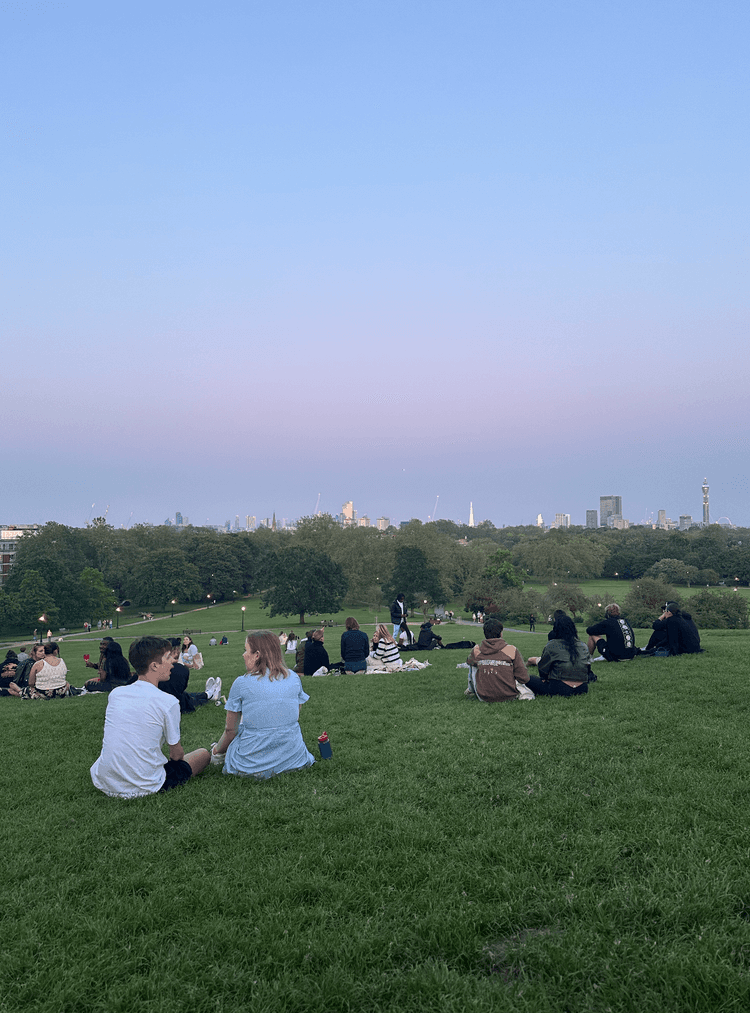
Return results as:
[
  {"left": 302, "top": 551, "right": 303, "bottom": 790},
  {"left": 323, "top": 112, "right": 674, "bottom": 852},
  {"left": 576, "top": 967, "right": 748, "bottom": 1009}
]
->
[
  {"left": 115, "top": 606, "right": 121, "bottom": 629},
  {"left": 171, "top": 599, "right": 176, "bottom": 618},
  {"left": 241, "top": 606, "right": 246, "bottom": 632}
]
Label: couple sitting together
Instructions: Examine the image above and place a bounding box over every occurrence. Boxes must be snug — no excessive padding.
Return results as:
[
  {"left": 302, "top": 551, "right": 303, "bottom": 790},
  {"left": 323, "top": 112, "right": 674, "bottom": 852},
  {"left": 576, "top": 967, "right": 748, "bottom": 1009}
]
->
[{"left": 466, "top": 614, "right": 594, "bottom": 702}]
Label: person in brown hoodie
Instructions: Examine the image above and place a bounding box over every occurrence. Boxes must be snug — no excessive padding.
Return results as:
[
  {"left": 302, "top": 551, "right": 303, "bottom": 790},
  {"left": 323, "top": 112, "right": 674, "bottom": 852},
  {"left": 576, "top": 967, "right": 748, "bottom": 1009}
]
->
[{"left": 465, "top": 618, "right": 530, "bottom": 702}]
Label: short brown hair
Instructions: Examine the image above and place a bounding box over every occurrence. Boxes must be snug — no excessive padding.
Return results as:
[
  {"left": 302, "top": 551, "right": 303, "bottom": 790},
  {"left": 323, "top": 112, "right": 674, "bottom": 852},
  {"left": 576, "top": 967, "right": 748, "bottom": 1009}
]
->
[
  {"left": 345, "top": 617, "right": 359, "bottom": 630},
  {"left": 129, "top": 636, "right": 172, "bottom": 675},
  {"left": 483, "top": 618, "right": 504, "bottom": 639}
]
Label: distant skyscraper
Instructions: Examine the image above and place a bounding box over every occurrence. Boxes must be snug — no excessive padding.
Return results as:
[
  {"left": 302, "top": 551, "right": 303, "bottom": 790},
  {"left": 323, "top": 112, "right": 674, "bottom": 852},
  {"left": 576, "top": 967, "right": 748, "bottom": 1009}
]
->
[
  {"left": 586, "top": 510, "right": 598, "bottom": 529},
  {"left": 536, "top": 513, "right": 543, "bottom": 528},
  {"left": 376, "top": 517, "right": 389, "bottom": 531},
  {"left": 175, "top": 511, "right": 183, "bottom": 526},
  {"left": 703, "top": 478, "right": 709, "bottom": 525},
  {"left": 468, "top": 502, "right": 475, "bottom": 527},
  {"left": 245, "top": 515, "right": 256, "bottom": 530},
  {"left": 554, "top": 513, "right": 571, "bottom": 529},
  {"left": 600, "top": 495, "right": 622, "bottom": 527},
  {"left": 341, "top": 501, "right": 354, "bottom": 526},
  {"left": 657, "top": 509, "right": 667, "bottom": 529},
  {"left": 679, "top": 515, "right": 693, "bottom": 531}
]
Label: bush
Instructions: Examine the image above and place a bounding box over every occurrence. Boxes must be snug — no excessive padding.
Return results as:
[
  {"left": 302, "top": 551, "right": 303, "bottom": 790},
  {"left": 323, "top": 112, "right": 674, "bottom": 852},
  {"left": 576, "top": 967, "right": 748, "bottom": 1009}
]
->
[
  {"left": 622, "top": 577, "right": 678, "bottom": 628},
  {"left": 686, "top": 589, "right": 749, "bottom": 629}
]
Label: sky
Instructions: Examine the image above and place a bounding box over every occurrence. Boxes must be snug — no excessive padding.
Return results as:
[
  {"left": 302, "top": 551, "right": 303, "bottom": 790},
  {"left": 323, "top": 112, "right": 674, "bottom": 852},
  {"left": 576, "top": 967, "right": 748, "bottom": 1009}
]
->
[{"left": 2, "top": 0, "right": 748, "bottom": 530}]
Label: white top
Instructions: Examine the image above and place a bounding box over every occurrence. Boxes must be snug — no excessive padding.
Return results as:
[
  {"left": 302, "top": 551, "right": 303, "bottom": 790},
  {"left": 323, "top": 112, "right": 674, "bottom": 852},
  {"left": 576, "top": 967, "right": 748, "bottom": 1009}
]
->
[
  {"left": 90, "top": 680, "right": 182, "bottom": 798},
  {"left": 180, "top": 644, "right": 198, "bottom": 666},
  {"left": 35, "top": 658, "right": 68, "bottom": 690},
  {"left": 286, "top": 638, "right": 297, "bottom": 652}
]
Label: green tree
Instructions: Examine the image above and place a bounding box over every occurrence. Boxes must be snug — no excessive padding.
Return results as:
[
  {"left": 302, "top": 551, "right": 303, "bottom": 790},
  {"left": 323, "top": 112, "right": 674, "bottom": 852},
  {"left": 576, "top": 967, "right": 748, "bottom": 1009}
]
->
[
  {"left": 383, "top": 545, "right": 446, "bottom": 611},
  {"left": 622, "top": 578, "right": 677, "bottom": 628},
  {"left": 14, "top": 570, "right": 59, "bottom": 631},
  {"left": 513, "top": 531, "right": 608, "bottom": 581},
  {"left": 262, "top": 547, "right": 348, "bottom": 624},
  {"left": 541, "top": 583, "right": 592, "bottom": 619},
  {"left": 129, "top": 550, "right": 203, "bottom": 607},
  {"left": 483, "top": 549, "right": 523, "bottom": 589},
  {"left": 646, "top": 558, "right": 700, "bottom": 586},
  {"left": 330, "top": 527, "right": 394, "bottom": 609},
  {"left": 78, "top": 568, "right": 117, "bottom": 621}
]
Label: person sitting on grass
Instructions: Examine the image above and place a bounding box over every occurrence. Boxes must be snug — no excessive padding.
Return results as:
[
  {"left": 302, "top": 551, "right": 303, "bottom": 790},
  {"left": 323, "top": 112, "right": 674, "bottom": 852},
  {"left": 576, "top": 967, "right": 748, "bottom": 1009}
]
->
[
  {"left": 415, "top": 621, "right": 444, "bottom": 650},
  {"left": 13, "top": 643, "right": 44, "bottom": 690},
  {"left": 303, "top": 629, "right": 330, "bottom": 676},
  {"left": 586, "top": 603, "right": 636, "bottom": 662},
  {"left": 527, "top": 614, "right": 594, "bottom": 697},
  {"left": 22, "top": 643, "right": 72, "bottom": 699},
  {"left": 397, "top": 619, "right": 414, "bottom": 648},
  {"left": 84, "top": 641, "right": 136, "bottom": 693},
  {"left": 90, "top": 635, "right": 211, "bottom": 798},
  {"left": 367, "top": 625, "right": 403, "bottom": 672},
  {"left": 465, "top": 618, "right": 531, "bottom": 702},
  {"left": 0, "top": 660, "right": 22, "bottom": 697},
  {"left": 644, "top": 602, "right": 703, "bottom": 655},
  {"left": 340, "top": 617, "right": 370, "bottom": 674},
  {"left": 180, "top": 636, "right": 199, "bottom": 668},
  {"left": 210, "top": 631, "right": 314, "bottom": 779},
  {"left": 85, "top": 637, "right": 114, "bottom": 673},
  {"left": 158, "top": 638, "right": 216, "bottom": 713}
]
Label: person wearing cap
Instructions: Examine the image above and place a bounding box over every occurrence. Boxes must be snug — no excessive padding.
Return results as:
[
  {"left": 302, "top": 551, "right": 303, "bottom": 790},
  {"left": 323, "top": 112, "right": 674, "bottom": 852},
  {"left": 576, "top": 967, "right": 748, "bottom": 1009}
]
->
[
  {"left": 645, "top": 602, "right": 702, "bottom": 655},
  {"left": 586, "top": 604, "right": 636, "bottom": 662}
]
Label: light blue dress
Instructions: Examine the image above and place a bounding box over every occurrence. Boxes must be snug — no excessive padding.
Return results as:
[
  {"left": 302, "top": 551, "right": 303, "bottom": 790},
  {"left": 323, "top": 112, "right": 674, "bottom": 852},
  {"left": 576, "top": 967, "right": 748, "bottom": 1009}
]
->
[{"left": 223, "top": 668, "right": 314, "bottom": 779}]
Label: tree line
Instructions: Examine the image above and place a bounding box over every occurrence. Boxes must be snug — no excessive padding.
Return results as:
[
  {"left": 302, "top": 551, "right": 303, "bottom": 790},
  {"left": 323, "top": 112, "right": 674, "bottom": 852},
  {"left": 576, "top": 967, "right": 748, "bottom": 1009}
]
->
[{"left": 1, "top": 515, "right": 749, "bottom": 631}]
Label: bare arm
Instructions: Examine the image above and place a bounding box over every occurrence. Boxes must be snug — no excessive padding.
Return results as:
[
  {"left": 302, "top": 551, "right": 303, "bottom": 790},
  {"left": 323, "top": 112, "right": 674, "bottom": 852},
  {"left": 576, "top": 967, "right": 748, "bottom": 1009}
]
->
[
  {"left": 28, "top": 660, "right": 42, "bottom": 689},
  {"left": 169, "top": 742, "right": 185, "bottom": 762},
  {"left": 213, "top": 710, "right": 241, "bottom": 755}
]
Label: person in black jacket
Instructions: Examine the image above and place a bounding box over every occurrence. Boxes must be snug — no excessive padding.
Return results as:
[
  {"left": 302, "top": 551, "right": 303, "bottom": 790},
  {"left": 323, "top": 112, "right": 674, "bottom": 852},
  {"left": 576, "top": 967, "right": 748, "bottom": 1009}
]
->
[
  {"left": 586, "top": 603, "right": 636, "bottom": 661},
  {"left": 415, "top": 621, "right": 444, "bottom": 650},
  {"left": 390, "top": 595, "right": 408, "bottom": 637},
  {"left": 303, "top": 629, "right": 330, "bottom": 675},
  {"left": 645, "top": 603, "right": 702, "bottom": 655}
]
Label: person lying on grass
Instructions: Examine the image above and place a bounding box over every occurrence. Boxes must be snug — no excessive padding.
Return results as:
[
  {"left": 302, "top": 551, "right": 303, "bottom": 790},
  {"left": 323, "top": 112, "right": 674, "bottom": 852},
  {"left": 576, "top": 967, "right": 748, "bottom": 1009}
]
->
[
  {"left": 527, "top": 614, "right": 594, "bottom": 697},
  {"left": 465, "top": 618, "right": 530, "bottom": 702},
  {"left": 210, "top": 631, "right": 314, "bottom": 779},
  {"left": 90, "top": 635, "right": 211, "bottom": 798}
]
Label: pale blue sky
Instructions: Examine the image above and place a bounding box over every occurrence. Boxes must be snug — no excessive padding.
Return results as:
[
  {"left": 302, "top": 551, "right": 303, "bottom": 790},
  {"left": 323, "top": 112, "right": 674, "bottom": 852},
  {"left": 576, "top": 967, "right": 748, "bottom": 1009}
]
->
[{"left": 2, "top": 0, "right": 748, "bottom": 529}]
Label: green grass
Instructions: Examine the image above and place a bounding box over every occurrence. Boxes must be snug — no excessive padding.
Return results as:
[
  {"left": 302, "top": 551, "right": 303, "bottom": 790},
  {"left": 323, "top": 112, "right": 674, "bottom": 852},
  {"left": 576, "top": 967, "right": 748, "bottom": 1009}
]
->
[{"left": 2, "top": 627, "right": 749, "bottom": 1012}]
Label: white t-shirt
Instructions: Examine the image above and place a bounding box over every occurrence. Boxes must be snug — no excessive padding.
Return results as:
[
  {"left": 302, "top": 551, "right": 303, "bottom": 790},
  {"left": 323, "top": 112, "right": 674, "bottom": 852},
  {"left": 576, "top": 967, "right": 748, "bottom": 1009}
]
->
[{"left": 90, "top": 680, "right": 182, "bottom": 798}]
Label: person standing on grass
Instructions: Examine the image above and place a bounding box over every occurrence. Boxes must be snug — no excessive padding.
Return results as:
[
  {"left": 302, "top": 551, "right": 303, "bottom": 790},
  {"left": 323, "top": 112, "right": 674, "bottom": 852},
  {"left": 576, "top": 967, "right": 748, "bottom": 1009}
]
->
[
  {"left": 90, "top": 635, "right": 210, "bottom": 798},
  {"left": 527, "top": 614, "right": 594, "bottom": 697},
  {"left": 586, "top": 603, "right": 636, "bottom": 662},
  {"left": 390, "top": 594, "right": 408, "bottom": 637},
  {"left": 465, "top": 618, "right": 531, "bottom": 702},
  {"left": 210, "top": 631, "right": 314, "bottom": 779}
]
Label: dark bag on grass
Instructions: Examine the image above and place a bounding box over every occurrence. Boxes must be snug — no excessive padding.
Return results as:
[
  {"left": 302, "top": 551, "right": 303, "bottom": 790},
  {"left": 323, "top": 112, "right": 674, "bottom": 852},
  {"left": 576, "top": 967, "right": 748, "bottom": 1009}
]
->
[{"left": 443, "top": 640, "right": 476, "bottom": 650}]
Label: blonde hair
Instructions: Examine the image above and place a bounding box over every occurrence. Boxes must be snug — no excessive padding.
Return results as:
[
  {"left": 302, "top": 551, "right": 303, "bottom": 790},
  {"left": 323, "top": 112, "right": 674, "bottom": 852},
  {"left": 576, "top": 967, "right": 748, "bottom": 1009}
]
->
[
  {"left": 245, "top": 631, "right": 289, "bottom": 681},
  {"left": 375, "top": 623, "right": 395, "bottom": 644}
]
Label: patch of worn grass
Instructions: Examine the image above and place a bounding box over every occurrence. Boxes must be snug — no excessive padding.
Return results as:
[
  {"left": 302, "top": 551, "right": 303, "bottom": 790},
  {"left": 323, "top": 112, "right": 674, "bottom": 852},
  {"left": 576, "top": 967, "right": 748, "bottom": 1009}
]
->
[{"left": 1, "top": 631, "right": 749, "bottom": 1011}]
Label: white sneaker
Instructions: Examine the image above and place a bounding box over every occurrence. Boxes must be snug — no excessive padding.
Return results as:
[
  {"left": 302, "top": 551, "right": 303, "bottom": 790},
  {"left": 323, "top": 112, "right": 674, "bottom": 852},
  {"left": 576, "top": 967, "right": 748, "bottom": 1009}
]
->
[
  {"left": 205, "top": 677, "right": 216, "bottom": 697},
  {"left": 211, "top": 677, "right": 222, "bottom": 702}
]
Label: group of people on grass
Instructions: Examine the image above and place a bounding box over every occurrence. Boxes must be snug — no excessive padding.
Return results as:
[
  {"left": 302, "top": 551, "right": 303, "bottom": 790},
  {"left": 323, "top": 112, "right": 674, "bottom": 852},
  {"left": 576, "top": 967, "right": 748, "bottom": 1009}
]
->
[
  {"left": 465, "top": 600, "right": 703, "bottom": 703},
  {"left": 90, "top": 632, "right": 312, "bottom": 798}
]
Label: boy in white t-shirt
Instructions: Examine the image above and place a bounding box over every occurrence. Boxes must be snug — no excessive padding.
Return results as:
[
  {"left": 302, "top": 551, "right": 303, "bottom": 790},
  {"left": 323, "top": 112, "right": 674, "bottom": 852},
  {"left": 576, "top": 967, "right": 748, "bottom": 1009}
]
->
[{"left": 90, "top": 636, "right": 211, "bottom": 798}]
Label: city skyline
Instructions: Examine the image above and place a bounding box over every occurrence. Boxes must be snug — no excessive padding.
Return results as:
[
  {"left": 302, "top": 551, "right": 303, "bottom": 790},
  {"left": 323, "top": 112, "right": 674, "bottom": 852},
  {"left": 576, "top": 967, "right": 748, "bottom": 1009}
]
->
[{"left": 2, "top": 2, "right": 748, "bottom": 531}]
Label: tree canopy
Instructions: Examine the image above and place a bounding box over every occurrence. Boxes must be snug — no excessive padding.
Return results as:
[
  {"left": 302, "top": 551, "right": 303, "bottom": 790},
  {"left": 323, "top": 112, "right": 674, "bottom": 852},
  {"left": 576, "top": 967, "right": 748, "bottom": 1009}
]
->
[{"left": 262, "top": 547, "right": 348, "bottom": 624}]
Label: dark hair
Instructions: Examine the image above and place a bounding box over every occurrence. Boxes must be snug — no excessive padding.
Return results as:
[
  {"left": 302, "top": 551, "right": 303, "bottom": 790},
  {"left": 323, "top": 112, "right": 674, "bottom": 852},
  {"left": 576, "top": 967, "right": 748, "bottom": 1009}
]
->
[
  {"left": 102, "top": 642, "right": 131, "bottom": 683},
  {"left": 129, "top": 636, "right": 172, "bottom": 675},
  {"left": 549, "top": 614, "right": 580, "bottom": 664},
  {"left": 169, "top": 637, "right": 182, "bottom": 649},
  {"left": 43, "top": 643, "right": 59, "bottom": 656},
  {"left": 396, "top": 594, "right": 405, "bottom": 601},
  {"left": 4, "top": 650, "right": 18, "bottom": 663},
  {"left": 483, "top": 618, "right": 504, "bottom": 639}
]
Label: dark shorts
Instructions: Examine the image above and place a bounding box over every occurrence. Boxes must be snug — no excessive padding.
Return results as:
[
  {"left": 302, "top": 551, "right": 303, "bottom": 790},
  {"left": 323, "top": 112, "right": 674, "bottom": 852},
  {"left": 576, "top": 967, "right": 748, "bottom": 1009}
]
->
[{"left": 160, "top": 758, "right": 193, "bottom": 792}]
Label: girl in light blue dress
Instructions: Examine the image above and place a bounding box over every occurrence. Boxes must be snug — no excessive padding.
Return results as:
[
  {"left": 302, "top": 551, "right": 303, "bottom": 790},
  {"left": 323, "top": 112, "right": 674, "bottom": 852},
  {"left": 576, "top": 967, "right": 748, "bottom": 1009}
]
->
[{"left": 210, "top": 631, "right": 314, "bottom": 779}]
